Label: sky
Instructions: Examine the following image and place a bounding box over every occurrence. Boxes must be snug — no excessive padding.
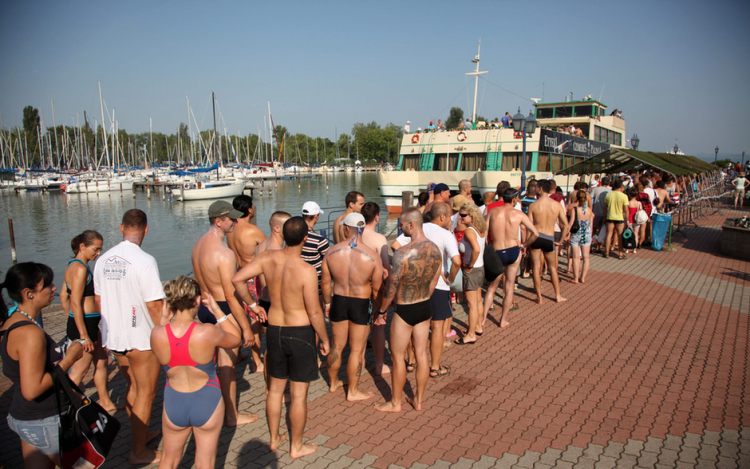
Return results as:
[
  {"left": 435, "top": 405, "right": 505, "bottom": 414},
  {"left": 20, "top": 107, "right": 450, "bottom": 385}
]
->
[{"left": 1, "top": 0, "right": 749, "bottom": 162}]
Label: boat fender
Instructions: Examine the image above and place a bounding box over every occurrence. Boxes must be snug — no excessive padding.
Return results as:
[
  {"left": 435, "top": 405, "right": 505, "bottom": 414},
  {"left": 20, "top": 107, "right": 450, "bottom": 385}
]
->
[
  {"left": 411, "top": 134, "right": 420, "bottom": 144},
  {"left": 60, "top": 184, "right": 66, "bottom": 192},
  {"left": 457, "top": 131, "right": 467, "bottom": 142}
]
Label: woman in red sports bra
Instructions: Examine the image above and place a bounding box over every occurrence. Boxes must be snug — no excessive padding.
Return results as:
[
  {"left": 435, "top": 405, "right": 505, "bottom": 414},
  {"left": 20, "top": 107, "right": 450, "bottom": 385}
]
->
[{"left": 150, "top": 276, "right": 241, "bottom": 469}]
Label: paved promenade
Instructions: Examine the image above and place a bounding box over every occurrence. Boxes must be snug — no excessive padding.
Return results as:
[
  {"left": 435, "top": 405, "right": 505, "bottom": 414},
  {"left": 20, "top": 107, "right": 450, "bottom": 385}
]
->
[{"left": 1, "top": 208, "right": 748, "bottom": 468}]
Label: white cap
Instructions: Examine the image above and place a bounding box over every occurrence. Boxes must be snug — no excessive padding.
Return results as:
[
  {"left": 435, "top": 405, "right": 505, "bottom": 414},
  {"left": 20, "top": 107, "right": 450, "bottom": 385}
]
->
[
  {"left": 302, "top": 201, "right": 323, "bottom": 215},
  {"left": 407, "top": 120, "right": 411, "bottom": 123},
  {"left": 343, "top": 212, "right": 365, "bottom": 227}
]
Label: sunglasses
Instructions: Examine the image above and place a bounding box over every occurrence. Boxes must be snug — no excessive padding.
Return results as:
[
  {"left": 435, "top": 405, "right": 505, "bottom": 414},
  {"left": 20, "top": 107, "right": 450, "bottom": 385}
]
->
[{"left": 459, "top": 213, "right": 469, "bottom": 218}]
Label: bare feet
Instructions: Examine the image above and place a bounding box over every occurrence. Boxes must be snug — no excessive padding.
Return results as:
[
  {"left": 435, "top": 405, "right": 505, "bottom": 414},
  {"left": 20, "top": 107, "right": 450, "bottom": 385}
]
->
[
  {"left": 374, "top": 363, "right": 391, "bottom": 376},
  {"left": 375, "top": 400, "right": 402, "bottom": 413},
  {"left": 405, "top": 396, "right": 422, "bottom": 411},
  {"left": 253, "top": 361, "right": 265, "bottom": 373},
  {"left": 580, "top": 278, "right": 586, "bottom": 284},
  {"left": 556, "top": 296, "right": 568, "bottom": 303},
  {"left": 500, "top": 320, "right": 511, "bottom": 328},
  {"left": 225, "top": 413, "right": 259, "bottom": 427},
  {"left": 535, "top": 296, "right": 544, "bottom": 305},
  {"left": 290, "top": 442, "right": 318, "bottom": 459},
  {"left": 129, "top": 449, "right": 160, "bottom": 465},
  {"left": 269, "top": 433, "right": 287, "bottom": 451},
  {"left": 329, "top": 379, "right": 344, "bottom": 393},
  {"left": 569, "top": 279, "right": 579, "bottom": 284},
  {"left": 347, "top": 389, "right": 374, "bottom": 402}
]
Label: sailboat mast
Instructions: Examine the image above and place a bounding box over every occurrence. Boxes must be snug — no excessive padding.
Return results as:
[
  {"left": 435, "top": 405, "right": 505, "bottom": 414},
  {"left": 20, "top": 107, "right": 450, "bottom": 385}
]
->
[
  {"left": 466, "top": 40, "right": 487, "bottom": 124},
  {"left": 212, "top": 92, "right": 219, "bottom": 179},
  {"left": 98, "top": 81, "right": 109, "bottom": 171}
]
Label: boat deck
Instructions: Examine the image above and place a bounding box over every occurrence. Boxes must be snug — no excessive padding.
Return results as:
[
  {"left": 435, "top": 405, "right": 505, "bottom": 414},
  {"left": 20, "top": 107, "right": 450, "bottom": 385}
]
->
[{"left": 1, "top": 207, "right": 748, "bottom": 468}]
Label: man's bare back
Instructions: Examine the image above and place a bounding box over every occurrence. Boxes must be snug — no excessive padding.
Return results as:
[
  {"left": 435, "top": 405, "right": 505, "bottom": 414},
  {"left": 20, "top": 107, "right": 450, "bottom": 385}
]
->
[
  {"left": 528, "top": 195, "right": 567, "bottom": 237},
  {"left": 388, "top": 239, "right": 441, "bottom": 305},
  {"left": 488, "top": 205, "right": 534, "bottom": 250},
  {"left": 361, "top": 230, "right": 391, "bottom": 274},
  {"left": 192, "top": 230, "right": 238, "bottom": 303},
  {"left": 324, "top": 241, "right": 383, "bottom": 299},
  {"left": 255, "top": 236, "right": 283, "bottom": 302},
  {"left": 227, "top": 221, "right": 266, "bottom": 267}
]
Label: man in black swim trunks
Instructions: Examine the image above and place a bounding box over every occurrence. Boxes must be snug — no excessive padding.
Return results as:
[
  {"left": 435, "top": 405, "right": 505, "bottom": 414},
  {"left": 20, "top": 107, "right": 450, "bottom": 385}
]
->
[
  {"left": 321, "top": 213, "right": 383, "bottom": 401},
  {"left": 375, "top": 208, "right": 442, "bottom": 413},
  {"left": 487, "top": 188, "right": 539, "bottom": 328},
  {"left": 191, "top": 200, "right": 261, "bottom": 427},
  {"left": 233, "top": 217, "right": 330, "bottom": 459},
  {"left": 528, "top": 180, "right": 569, "bottom": 305}
]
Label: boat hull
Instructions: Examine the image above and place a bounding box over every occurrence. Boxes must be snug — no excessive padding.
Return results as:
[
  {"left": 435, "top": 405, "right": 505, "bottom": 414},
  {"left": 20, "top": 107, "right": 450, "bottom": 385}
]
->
[
  {"left": 178, "top": 182, "right": 245, "bottom": 201},
  {"left": 65, "top": 179, "right": 136, "bottom": 193}
]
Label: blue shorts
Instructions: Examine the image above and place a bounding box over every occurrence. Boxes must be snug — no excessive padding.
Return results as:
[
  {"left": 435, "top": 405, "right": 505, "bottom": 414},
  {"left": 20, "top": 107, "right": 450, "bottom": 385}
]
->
[
  {"left": 7, "top": 413, "right": 61, "bottom": 456},
  {"left": 430, "top": 289, "right": 452, "bottom": 321}
]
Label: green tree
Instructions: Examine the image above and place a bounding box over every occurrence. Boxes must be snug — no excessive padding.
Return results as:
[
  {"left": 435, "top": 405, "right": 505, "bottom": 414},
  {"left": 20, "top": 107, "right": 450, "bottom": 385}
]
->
[
  {"left": 22, "top": 106, "right": 40, "bottom": 164},
  {"left": 446, "top": 107, "right": 464, "bottom": 130}
]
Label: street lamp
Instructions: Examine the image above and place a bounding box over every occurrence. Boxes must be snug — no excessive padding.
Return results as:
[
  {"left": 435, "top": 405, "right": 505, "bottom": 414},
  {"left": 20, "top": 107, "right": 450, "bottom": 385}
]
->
[
  {"left": 631, "top": 133, "right": 639, "bottom": 151},
  {"left": 742, "top": 151, "right": 745, "bottom": 167},
  {"left": 512, "top": 107, "right": 537, "bottom": 191},
  {"left": 674, "top": 143, "right": 679, "bottom": 155},
  {"left": 714, "top": 145, "right": 719, "bottom": 165}
]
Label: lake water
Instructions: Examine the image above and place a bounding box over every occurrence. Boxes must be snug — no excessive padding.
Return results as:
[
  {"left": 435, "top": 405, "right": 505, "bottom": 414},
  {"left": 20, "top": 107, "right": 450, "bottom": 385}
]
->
[{"left": 0, "top": 172, "right": 397, "bottom": 299}]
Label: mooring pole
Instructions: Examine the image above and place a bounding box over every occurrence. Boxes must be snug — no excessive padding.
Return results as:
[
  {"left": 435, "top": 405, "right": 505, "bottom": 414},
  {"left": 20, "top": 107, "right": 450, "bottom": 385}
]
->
[{"left": 9, "top": 219, "right": 17, "bottom": 264}]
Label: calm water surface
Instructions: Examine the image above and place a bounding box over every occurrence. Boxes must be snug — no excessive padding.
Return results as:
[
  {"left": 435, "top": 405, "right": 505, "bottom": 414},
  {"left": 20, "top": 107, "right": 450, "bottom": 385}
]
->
[{"left": 0, "top": 172, "right": 397, "bottom": 299}]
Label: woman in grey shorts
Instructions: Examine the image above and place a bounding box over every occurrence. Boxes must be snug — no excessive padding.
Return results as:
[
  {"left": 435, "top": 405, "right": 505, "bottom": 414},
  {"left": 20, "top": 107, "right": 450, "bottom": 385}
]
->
[{"left": 457, "top": 202, "right": 487, "bottom": 345}]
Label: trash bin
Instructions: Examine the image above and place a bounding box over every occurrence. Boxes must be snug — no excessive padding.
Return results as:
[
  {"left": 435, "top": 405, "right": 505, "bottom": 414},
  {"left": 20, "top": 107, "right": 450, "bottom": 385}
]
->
[{"left": 651, "top": 213, "right": 672, "bottom": 251}]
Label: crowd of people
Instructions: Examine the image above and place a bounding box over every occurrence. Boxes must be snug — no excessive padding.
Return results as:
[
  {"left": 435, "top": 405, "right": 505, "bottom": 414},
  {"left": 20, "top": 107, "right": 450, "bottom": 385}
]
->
[{"left": 0, "top": 167, "right": 737, "bottom": 467}]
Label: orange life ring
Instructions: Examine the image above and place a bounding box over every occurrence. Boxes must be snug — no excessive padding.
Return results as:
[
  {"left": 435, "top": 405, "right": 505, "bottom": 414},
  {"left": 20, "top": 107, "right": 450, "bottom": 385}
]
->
[
  {"left": 412, "top": 134, "right": 420, "bottom": 144},
  {"left": 457, "top": 131, "right": 467, "bottom": 142}
]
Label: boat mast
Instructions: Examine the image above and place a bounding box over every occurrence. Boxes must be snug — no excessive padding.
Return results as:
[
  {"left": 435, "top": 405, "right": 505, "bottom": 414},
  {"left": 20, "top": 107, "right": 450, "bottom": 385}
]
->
[
  {"left": 212, "top": 91, "right": 219, "bottom": 179},
  {"left": 466, "top": 40, "right": 487, "bottom": 124}
]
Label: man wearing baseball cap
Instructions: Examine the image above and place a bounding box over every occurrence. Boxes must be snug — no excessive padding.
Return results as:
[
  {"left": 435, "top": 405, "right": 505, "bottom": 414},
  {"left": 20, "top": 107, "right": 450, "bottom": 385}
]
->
[
  {"left": 423, "top": 183, "right": 451, "bottom": 215},
  {"left": 191, "top": 200, "right": 262, "bottom": 427},
  {"left": 321, "top": 212, "right": 383, "bottom": 401}
]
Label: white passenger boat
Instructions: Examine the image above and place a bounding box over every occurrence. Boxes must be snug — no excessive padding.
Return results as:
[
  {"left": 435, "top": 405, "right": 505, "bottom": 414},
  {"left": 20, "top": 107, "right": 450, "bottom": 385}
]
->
[
  {"left": 378, "top": 45, "right": 625, "bottom": 213},
  {"left": 176, "top": 180, "right": 245, "bottom": 201}
]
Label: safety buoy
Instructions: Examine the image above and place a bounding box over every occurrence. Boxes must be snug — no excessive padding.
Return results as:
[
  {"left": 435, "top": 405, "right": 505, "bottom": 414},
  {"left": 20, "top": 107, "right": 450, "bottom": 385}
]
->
[
  {"left": 412, "top": 134, "right": 420, "bottom": 144},
  {"left": 60, "top": 184, "right": 66, "bottom": 192},
  {"left": 457, "top": 131, "right": 467, "bottom": 142},
  {"left": 183, "top": 182, "right": 191, "bottom": 190}
]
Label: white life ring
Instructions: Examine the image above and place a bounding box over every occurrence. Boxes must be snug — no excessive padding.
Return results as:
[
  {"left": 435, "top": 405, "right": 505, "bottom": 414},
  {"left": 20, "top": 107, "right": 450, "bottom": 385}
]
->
[
  {"left": 457, "top": 131, "right": 467, "bottom": 142},
  {"left": 183, "top": 182, "right": 191, "bottom": 190}
]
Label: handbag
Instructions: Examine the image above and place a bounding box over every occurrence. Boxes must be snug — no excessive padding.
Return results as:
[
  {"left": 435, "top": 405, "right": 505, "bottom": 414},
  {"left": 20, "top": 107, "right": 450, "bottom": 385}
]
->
[
  {"left": 53, "top": 366, "right": 121, "bottom": 469},
  {"left": 634, "top": 209, "right": 649, "bottom": 225},
  {"left": 483, "top": 237, "right": 504, "bottom": 282},
  {"left": 570, "top": 207, "right": 580, "bottom": 234}
]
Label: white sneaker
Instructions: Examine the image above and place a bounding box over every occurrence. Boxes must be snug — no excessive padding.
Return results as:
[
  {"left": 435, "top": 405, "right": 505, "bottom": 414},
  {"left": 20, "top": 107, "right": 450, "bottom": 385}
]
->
[{"left": 633, "top": 249, "right": 637, "bottom": 254}]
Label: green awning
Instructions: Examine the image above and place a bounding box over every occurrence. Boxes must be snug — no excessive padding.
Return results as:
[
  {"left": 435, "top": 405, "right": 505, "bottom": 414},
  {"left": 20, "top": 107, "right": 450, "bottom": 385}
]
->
[{"left": 554, "top": 148, "right": 717, "bottom": 177}]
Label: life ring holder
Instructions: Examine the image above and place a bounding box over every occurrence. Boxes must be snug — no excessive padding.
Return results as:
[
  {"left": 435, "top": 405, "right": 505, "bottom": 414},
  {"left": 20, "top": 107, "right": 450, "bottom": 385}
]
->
[
  {"left": 457, "top": 131, "right": 467, "bottom": 142},
  {"left": 412, "top": 134, "right": 420, "bottom": 144}
]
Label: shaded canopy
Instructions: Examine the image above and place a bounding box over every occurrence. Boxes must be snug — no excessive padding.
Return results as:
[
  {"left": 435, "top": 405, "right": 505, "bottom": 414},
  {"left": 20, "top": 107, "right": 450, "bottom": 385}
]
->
[{"left": 554, "top": 148, "right": 717, "bottom": 177}]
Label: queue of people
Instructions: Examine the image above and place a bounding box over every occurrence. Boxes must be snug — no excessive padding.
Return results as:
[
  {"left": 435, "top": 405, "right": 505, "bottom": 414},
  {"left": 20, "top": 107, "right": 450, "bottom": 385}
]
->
[{"left": 0, "top": 168, "right": 728, "bottom": 467}]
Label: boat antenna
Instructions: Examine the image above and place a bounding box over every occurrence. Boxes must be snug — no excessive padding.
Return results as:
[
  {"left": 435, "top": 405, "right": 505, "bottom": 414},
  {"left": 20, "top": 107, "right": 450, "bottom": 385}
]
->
[
  {"left": 598, "top": 84, "right": 605, "bottom": 102},
  {"left": 465, "top": 40, "right": 488, "bottom": 124}
]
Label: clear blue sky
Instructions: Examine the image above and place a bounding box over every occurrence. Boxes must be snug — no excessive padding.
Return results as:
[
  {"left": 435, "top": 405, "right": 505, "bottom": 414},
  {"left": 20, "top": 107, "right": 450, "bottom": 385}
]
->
[{"left": 1, "top": 0, "right": 748, "bottom": 161}]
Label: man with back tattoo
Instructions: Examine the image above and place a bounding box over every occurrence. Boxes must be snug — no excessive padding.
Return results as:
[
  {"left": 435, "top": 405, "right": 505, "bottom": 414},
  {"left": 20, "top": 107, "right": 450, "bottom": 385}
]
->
[
  {"left": 321, "top": 213, "right": 383, "bottom": 401},
  {"left": 375, "top": 208, "right": 442, "bottom": 412}
]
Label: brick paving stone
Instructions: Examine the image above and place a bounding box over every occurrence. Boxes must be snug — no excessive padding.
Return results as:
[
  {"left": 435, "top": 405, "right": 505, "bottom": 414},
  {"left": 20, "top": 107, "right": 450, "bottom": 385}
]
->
[
  {"left": 551, "top": 461, "right": 574, "bottom": 469},
  {"left": 637, "top": 451, "right": 659, "bottom": 468},
  {"left": 560, "top": 446, "right": 585, "bottom": 463}
]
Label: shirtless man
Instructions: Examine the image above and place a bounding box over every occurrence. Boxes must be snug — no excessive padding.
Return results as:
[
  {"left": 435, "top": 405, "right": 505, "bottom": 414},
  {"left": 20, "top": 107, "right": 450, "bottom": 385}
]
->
[
  {"left": 654, "top": 180, "right": 669, "bottom": 212},
  {"left": 375, "top": 208, "right": 442, "bottom": 412},
  {"left": 226, "top": 195, "right": 267, "bottom": 373},
  {"left": 233, "top": 217, "right": 330, "bottom": 459},
  {"left": 527, "top": 180, "right": 569, "bottom": 304},
  {"left": 254, "top": 211, "right": 291, "bottom": 390},
  {"left": 360, "top": 202, "right": 392, "bottom": 375},
  {"left": 191, "top": 200, "right": 259, "bottom": 427},
  {"left": 487, "top": 188, "right": 539, "bottom": 326},
  {"left": 423, "top": 183, "right": 451, "bottom": 215},
  {"left": 333, "top": 191, "right": 365, "bottom": 243},
  {"left": 321, "top": 213, "right": 383, "bottom": 401}
]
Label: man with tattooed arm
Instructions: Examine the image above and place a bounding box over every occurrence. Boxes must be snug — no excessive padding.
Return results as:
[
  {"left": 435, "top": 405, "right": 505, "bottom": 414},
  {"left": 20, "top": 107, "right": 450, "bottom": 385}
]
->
[
  {"left": 321, "top": 213, "right": 383, "bottom": 401},
  {"left": 375, "top": 208, "right": 442, "bottom": 412}
]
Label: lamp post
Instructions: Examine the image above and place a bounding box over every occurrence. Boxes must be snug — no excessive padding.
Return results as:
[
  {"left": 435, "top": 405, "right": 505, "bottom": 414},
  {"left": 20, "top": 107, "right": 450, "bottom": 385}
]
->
[
  {"left": 742, "top": 151, "right": 745, "bottom": 167},
  {"left": 512, "top": 107, "right": 538, "bottom": 191},
  {"left": 714, "top": 145, "right": 719, "bottom": 165},
  {"left": 674, "top": 143, "right": 679, "bottom": 155},
  {"left": 631, "top": 133, "right": 639, "bottom": 151}
]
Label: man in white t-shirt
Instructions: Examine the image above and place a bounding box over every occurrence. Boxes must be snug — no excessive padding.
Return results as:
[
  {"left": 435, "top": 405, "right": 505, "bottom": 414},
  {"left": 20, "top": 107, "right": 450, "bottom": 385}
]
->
[
  {"left": 394, "top": 202, "right": 460, "bottom": 377},
  {"left": 94, "top": 209, "right": 165, "bottom": 465}
]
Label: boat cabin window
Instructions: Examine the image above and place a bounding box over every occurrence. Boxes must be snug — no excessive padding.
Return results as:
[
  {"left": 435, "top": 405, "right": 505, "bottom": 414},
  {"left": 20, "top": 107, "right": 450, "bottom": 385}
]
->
[
  {"left": 401, "top": 155, "right": 420, "bottom": 171},
  {"left": 537, "top": 108, "right": 554, "bottom": 119},
  {"left": 500, "top": 152, "right": 531, "bottom": 171},
  {"left": 550, "top": 154, "right": 563, "bottom": 172},
  {"left": 574, "top": 105, "right": 594, "bottom": 117},
  {"left": 556, "top": 106, "right": 573, "bottom": 118},
  {"left": 537, "top": 153, "right": 551, "bottom": 172},
  {"left": 461, "top": 153, "right": 487, "bottom": 171},
  {"left": 564, "top": 155, "right": 573, "bottom": 169},
  {"left": 432, "top": 154, "right": 458, "bottom": 171}
]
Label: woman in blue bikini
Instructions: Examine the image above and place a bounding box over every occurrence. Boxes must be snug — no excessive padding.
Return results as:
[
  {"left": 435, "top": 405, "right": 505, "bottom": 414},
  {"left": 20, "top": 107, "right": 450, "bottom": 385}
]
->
[
  {"left": 567, "top": 191, "right": 594, "bottom": 284},
  {"left": 151, "top": 276, "right": 241, "bottom": 469}
]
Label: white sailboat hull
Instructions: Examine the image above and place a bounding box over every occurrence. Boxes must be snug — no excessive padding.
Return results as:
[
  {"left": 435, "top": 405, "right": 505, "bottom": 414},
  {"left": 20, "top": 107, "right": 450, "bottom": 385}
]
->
[
  {"left": 65, "top": 178, "right": 136, "bottom": 193},
  {"left": 178, "top": 182, "right": 245, "bottom": 201}
]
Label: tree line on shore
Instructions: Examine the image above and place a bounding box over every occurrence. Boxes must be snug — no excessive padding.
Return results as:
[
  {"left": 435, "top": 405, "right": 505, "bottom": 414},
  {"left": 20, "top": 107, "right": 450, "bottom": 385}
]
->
[{"left": 1, "top": 105, "right": 405, "bottom": 169}]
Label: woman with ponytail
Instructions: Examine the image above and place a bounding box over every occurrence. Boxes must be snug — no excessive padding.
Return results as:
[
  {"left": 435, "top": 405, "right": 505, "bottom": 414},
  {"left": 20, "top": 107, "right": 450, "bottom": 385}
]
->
[
  {"left": 1, "top": 263, "right": 83, "bottom": 468},
  {"left": 63, "top": 230, "right": 118, "bottom": 411}
]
